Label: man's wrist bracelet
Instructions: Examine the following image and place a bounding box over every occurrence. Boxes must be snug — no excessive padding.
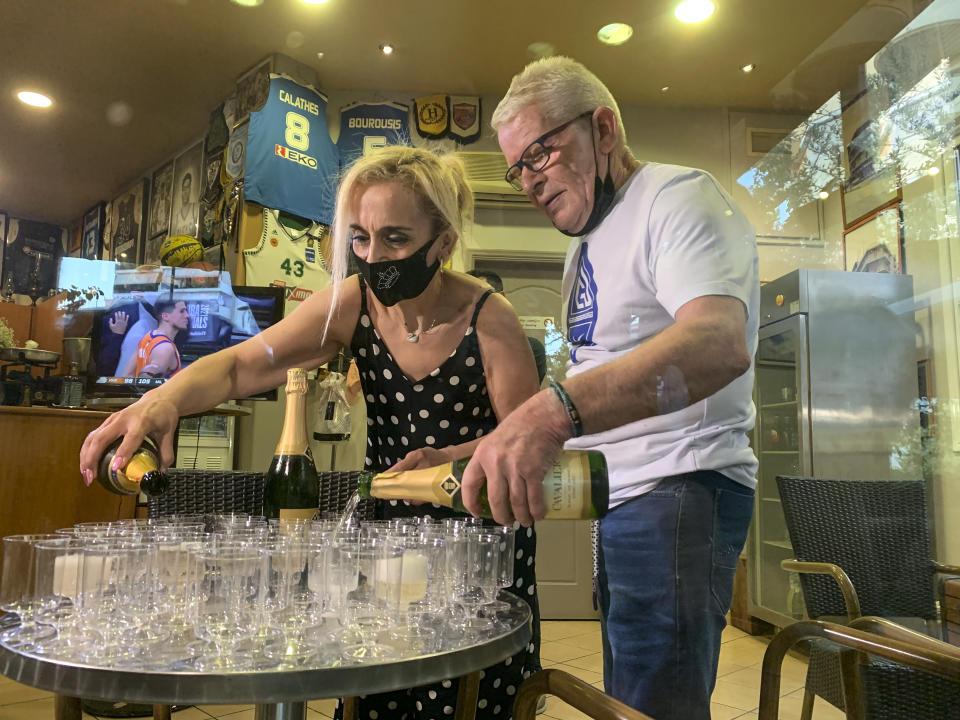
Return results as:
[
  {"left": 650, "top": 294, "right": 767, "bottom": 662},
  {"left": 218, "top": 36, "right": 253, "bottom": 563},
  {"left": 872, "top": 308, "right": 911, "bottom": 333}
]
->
[{"left": 548, "top": 381, "right": 584, "bottom": 438}]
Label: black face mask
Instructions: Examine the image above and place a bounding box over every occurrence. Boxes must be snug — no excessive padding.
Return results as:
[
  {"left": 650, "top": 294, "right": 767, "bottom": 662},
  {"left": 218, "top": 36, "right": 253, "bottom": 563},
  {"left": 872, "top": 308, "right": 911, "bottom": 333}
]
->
[
  {"left": 558, "top": 131, "right": 617, "bottom": 238},
  {"left": 354, "top": 237, "right": 440, "bottom": 306}
]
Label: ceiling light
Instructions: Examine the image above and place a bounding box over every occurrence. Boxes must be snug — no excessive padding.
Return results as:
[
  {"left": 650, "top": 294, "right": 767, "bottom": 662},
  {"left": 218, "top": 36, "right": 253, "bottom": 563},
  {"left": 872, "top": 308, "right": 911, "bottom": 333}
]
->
[
  {"left": 106, "top": 101, "right": 133, "bottom": 126},
  {"left": 928, "top": 166, "right": 940, "bottom": 176},
  {"left": 818, "top": 191, "right": 830, "bottom": 200},
  {"left": 741, "top": 63, "right": 755, "bottom": 73},
  {"left": 675, "top": 0, "right": 715, "bottom": 23},
  {"left": 660, "top": 86, "right": 670, "bottom": 93},
  {"left": 379, "top": 43, "right": 394, "bottom": 55},
  {"left": 597, "top": 23, "right": 633, "bottom": 46},
  {"left": 17, "top": 91, "right": 52, "bottom": 108},
  {"left": 527, "top": 42, "right": 556, "bottom": 59},
  {"left": 301, "top": 0, "right": 328, "bottom": 3},
  {"left": 230, "top": 0, "right": 263, "bottom": 6},
  {"left": 316, "top": 52, "right": 325, "bottom": 60}
]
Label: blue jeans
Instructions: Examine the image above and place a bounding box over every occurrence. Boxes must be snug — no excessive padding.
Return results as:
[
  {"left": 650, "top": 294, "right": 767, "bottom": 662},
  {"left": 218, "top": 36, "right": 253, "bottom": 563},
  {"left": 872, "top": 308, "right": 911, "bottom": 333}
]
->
[{"left": 596, "top": 471, "right": 754, "bottom": 720}]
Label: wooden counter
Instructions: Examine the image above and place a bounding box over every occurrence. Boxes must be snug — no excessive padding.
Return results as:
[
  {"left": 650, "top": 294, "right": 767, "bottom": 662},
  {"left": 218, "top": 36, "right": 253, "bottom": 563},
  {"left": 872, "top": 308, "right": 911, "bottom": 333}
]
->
[{"left": 0, "top": 405, "right": 136, "bottom": 564}]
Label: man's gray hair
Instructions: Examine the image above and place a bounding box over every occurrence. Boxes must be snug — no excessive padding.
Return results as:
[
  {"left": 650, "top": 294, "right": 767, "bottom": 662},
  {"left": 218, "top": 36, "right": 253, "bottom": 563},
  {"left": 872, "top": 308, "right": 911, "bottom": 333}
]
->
[{"left": 491, "top": 56, "right": 626, "bottom": 145}]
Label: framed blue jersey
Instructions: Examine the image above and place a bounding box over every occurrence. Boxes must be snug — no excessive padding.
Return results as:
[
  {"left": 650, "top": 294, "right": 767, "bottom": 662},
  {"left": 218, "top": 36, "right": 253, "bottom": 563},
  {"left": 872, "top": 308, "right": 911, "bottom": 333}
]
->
[
  {"left": 337, "top": 101, "right": 411, "bottom": 172},
  {"left": 245, "top": 75, "right": 338, "bottom": 225}
]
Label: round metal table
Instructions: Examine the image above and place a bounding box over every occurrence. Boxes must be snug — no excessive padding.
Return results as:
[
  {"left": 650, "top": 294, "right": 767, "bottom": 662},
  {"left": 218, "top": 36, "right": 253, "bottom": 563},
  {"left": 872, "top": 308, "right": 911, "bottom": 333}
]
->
[{"left": 0, "top": 596, "right": 531, "bottom": 720}]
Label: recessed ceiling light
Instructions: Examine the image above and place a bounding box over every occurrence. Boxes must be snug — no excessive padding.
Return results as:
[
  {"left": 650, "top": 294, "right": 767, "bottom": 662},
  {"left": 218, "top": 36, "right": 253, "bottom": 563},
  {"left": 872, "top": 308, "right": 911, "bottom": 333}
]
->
[
  {"left": 928, "top": 166, "right": 941, "bottom": 176},
  {"left": 597, "top": 23, "right": 633, "bottom": 46},
  {"left": 818, "top": 191, "right": 830, "bottom": 200},
  {"left": 230, "top": 0, "right": 263, "bottom": 6},
  {"left": 316, "top": 52, "right": 325, "bottom": 60},
  {"left": 675, "top": 0, "right": 715, "bottom": 23},
  {"left": 379, "top": 43, "right": 394, "bottom": 55},
  {"left": 741, "top": 63, "right": 756, "bottom": 73},
  {"left": 17, "top": 91, "right": 52, "bottom": 108},
  {"left": 661, "top": 86, "right": 670, "bottom": 93}
]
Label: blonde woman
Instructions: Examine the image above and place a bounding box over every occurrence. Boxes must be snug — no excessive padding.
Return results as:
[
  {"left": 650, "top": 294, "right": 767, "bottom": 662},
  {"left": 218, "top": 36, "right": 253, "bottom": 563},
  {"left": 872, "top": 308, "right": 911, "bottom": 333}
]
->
[{"left": 80, "top": 146, "right": 541, "bottom": 719}]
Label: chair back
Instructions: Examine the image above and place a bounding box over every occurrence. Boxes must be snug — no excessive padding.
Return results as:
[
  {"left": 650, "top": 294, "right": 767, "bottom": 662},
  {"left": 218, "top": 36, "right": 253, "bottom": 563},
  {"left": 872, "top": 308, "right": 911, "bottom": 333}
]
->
[
  {"left": 776, "top": 476, "right": 937, "bottom": 620},
  {"left": 148, "top": 468, "right": 376, "bottom": 521},
  {"left": 149, "top": 469, "right": 265, "bottom": 517}
]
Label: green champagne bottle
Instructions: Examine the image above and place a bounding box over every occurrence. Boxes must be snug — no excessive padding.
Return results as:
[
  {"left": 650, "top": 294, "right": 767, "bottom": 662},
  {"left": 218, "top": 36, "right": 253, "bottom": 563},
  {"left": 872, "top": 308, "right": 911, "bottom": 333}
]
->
[
  {"left": 263, "top": 368, "right": 319, "bottom": 520},
  {"left": 356, "top": 449, "right": 609, "bottom": 519}
]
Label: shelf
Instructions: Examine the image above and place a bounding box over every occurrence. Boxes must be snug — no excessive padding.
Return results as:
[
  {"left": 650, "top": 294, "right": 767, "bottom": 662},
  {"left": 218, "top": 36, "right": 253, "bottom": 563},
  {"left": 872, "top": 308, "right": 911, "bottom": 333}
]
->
[
  {"left": 760, "top": 450, "right": 799, "bottom": 455},
  {"left": 760, "top": 401, "right": 797, "bottom": 409},
  {"left": 761, "top": 497, "right": 782, "bottom": 503},
  {"left": 757, "top": 360, "right": 796, "bottom": 368},
  {"left": 763, "top": 540, "right": 793, "bottom": 550}
]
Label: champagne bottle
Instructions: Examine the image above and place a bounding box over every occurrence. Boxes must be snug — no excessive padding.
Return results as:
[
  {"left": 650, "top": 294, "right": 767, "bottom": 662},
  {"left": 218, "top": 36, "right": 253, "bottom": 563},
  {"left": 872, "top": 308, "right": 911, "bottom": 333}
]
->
[
  {"left": 357, "top": 449, "right": 609, "bottom": 520},
  {"left": 96, "top": 436, "right": 168, "bottom": 497},
  {"left": 263, "top": 368, "right": 319, "bottom": 520}
]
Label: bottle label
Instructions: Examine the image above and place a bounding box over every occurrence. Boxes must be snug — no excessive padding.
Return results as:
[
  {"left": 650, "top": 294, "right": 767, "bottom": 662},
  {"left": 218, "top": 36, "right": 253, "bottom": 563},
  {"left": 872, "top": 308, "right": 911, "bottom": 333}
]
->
[
  {"left": 109, "top": 450, "right": 159, "bottom": 493},
  {"left": 541, "top": 452, "right": 590, "bottom": 519},
  {"left": 279, "top": 508, "right": 317, "bottom": 521}
]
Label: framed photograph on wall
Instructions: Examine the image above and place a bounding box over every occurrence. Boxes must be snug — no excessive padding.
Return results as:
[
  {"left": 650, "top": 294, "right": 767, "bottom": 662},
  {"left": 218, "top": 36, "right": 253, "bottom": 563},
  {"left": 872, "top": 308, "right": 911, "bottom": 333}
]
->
[
  {"left": 840, "top": 89, "right": 900, "bottom": 227},
  {"left": 81, "top": 202, "right": 106, "bottom": 260},
  {"left": 0, "top": 211, "right": 6, "bottom": 281},
  {"left": 234, "top": 58, "right": 272, "bottom": 124},
  {"left": 109, "top": 179, "right": 149, "bottom": 264},
  {"left": 842, "top": 202, "right": 903, "bottom": 273},
  {"left": 170, "top": 141, "right": 204, "bottom": 239},
  {"left": 147, "top": 160, "right": 174, "bottom": 240}
]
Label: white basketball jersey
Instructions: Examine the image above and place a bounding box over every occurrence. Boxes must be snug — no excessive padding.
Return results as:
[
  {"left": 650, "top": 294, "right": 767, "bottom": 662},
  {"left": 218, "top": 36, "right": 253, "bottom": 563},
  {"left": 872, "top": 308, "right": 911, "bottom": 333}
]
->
[{"left": 243, "top": 208, "right": 331, "bottom": 316}]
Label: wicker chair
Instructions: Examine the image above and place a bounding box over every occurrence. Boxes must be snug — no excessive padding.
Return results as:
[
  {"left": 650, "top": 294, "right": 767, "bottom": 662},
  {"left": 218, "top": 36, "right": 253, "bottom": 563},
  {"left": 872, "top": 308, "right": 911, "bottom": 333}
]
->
[
  {"left": 148, "top": 467, "right": 376, "bottom": 521},
  {"left": 776, "top": 475, "right": 960, "bottom": 720},
  {"left": 513, "top": 669, "right": 653, "bottom": 720},
  {"left": 758, "top": 617, "right": 960, "bottom": 720}
]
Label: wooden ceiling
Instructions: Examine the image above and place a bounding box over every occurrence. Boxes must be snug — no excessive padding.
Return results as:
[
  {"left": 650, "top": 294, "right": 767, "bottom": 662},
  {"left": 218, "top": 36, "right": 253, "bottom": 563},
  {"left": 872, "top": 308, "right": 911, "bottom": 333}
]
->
[{"left": 0, "top": 0, "right": 926, "bottom": 225}]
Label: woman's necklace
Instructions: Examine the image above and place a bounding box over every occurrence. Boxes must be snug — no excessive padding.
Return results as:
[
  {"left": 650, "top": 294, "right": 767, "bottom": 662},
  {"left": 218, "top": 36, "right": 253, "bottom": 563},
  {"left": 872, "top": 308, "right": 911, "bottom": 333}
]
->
[
  {"left": 403, "top": 268, "right": 443, "bottom": 343},
  {"left": 405, "top": 316, "right": 438, "bottom": 343}
]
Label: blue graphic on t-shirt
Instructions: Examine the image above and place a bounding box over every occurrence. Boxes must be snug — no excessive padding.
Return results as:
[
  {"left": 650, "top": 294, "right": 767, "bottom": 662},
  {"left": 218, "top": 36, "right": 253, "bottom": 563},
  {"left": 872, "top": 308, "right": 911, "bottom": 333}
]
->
[{"left": 566, "top": 242, "right": 598, "bottom": 362}]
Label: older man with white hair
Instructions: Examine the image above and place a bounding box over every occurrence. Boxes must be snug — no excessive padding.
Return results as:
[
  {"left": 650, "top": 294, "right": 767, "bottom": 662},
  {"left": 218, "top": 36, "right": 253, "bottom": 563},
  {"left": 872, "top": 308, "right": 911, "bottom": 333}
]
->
[{"left": 461, "top": 57, "right": 760, "bottom": 720}]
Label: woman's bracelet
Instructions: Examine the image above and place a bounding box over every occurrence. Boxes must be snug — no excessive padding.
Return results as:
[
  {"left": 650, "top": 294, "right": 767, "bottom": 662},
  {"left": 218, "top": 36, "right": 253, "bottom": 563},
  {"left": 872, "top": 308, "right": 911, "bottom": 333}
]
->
[{"left": 548, "top": 381, "right": 584, "bottom": 438}]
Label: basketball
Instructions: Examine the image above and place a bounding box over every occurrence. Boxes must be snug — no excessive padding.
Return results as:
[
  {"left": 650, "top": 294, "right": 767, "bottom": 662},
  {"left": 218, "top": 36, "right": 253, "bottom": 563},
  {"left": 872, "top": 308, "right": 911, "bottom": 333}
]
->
[{"left": 158, "top": 235, "right": 204, "bottom": 267}]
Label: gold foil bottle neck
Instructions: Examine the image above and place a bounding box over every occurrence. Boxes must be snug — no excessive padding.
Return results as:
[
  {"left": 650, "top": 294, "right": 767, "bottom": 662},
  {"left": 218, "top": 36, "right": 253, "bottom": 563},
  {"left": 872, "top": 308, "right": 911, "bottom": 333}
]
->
[{"left": 286, "top": 368, "right": 308, "bottom": 394}]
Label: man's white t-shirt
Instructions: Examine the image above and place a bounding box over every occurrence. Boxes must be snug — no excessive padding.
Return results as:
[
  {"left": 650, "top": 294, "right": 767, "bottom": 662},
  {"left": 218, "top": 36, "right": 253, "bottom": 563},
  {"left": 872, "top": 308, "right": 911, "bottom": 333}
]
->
[{"left": 561, "top": 162, "right": 760, "bottom": 508}]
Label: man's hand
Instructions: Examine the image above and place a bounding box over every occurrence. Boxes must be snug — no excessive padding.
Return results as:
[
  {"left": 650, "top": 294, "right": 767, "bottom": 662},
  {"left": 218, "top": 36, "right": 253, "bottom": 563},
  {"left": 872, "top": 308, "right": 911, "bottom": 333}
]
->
[
  {"left": 461, "top": 390, "right": 571, "bottom": 526},
  {"left": 108, "top": 311, "right": 129, "bottom": 335}
]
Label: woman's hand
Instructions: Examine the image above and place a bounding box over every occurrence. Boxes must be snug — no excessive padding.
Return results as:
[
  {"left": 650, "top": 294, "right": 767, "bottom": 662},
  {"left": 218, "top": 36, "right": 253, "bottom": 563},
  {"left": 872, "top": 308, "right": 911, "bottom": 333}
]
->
[
  {"left": 387, "top": 446, "right": 451, "bottom": 472},
  {"left": 79, "top": 392, "right": 180, "bottom": 486}
]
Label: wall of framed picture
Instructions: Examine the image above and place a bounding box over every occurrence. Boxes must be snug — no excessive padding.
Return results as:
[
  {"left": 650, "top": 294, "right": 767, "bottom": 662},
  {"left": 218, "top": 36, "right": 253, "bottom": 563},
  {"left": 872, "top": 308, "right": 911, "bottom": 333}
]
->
[
  {"left": 842, "top": 200, "right": 904, "bottom": 274},
  {"left": 109, "top": 179, "right": 149, "bottom": 264}
]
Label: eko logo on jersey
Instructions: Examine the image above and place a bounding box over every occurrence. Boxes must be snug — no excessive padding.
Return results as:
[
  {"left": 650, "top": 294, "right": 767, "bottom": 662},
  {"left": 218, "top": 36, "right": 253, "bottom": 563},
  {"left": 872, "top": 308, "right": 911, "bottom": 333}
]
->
[
  {"left": 274, "top": 109, "right": 319, "bottom": 168},
  {"left": 567, "top": 242, "right": 598, "bottom": 362},
  {"left": 275, "top": 144, "right": 318, "bottom": 168}
]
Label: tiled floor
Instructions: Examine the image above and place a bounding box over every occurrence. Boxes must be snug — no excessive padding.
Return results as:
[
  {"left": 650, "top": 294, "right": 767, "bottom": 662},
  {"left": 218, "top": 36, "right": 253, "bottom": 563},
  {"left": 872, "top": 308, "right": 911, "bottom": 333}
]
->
[{"left": 0, "top": 620, "right": 844, "bottom": 720}]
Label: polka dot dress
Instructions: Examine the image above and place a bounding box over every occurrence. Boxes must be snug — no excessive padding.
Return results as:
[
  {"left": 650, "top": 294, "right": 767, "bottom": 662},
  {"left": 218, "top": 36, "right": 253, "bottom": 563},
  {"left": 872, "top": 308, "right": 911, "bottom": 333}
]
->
[{"left": 334, "top": 277, "right": 539, "bottom": 720}]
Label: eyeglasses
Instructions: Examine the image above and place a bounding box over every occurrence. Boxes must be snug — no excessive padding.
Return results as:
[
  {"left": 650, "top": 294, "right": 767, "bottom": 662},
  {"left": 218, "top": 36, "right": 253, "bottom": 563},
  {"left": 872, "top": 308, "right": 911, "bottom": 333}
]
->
[{"left": 504, "top": 111, "right": 594, "bottom": 191}]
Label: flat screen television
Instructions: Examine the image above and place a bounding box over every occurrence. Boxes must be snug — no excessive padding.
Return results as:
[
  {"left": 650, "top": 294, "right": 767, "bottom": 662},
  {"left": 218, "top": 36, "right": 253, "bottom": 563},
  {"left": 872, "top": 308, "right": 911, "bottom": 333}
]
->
[{"left": 89, "top": 278, "right": 285, "bottom": 402}]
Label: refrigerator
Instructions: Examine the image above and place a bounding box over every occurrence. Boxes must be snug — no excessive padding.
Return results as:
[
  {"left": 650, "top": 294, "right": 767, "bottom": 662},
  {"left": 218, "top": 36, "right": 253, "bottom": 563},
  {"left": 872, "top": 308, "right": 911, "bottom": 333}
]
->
[{"left": 747, "top": 269, "right": 918, "bottom": 627}]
